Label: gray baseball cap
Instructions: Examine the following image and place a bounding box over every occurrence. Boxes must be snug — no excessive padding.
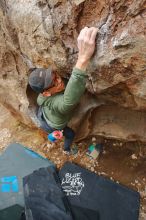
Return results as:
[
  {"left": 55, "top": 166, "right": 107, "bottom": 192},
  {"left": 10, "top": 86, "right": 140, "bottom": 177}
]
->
[{"left": 28, "top": 68, "right": 53, "bottom": 93}]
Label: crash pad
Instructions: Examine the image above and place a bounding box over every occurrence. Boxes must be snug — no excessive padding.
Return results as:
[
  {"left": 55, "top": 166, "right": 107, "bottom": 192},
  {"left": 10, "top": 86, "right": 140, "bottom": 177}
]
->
[
  {"left": 0, "top": 143, "right": 55, "bottom": 220},
  {"left": 23, "top": 167, "right": 73, "bottom": 220},
  {"left": 59, "top": 162, "right": 140, "bottom": 220}
]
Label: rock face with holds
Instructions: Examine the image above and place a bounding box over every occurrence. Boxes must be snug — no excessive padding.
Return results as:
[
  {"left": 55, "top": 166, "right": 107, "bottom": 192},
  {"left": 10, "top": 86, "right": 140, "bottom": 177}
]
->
[{"left": 0, "top": 0, "right": 146, "bottom": 141}]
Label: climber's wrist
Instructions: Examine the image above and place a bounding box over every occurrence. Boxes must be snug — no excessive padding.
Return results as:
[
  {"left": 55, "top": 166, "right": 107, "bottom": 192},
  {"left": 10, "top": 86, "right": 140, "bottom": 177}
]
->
[{"left": 75, "top": 58, "right": 89, "bottom": 71}]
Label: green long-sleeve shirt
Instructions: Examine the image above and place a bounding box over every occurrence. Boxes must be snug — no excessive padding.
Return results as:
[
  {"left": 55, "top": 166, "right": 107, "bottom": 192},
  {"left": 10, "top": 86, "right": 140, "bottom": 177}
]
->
[{"left": 37, "top": 67, "right": 87, "bottom": 129}]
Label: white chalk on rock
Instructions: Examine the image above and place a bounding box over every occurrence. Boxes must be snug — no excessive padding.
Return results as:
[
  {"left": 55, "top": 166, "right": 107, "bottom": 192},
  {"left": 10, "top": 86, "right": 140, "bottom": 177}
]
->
[{"left": 131, "top": 154, "right": 137, "bottom": 160}]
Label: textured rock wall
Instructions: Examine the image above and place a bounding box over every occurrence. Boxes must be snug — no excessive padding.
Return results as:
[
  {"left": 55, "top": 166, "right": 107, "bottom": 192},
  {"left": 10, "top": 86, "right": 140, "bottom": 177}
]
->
[{"left": 0, "top": 0, "right": 146, "bottom": 141}]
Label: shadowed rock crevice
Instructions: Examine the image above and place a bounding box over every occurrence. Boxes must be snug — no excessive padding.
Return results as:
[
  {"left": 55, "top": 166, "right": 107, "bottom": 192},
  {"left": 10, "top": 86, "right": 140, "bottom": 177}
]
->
[{"left": 74, "top": 104, "right": 146, "bottom": 142}]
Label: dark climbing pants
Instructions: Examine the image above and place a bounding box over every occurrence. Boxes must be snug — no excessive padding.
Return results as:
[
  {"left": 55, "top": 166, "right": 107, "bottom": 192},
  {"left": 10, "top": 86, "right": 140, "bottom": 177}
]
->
[{"left": 37, "top": 107, "right": 75, "bottom": 152}]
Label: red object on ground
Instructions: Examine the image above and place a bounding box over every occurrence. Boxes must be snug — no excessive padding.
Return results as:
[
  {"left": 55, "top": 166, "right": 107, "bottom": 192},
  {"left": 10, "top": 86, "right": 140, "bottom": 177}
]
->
[{"left": 52, "top": 130, "right": 63, "bottom": 139}]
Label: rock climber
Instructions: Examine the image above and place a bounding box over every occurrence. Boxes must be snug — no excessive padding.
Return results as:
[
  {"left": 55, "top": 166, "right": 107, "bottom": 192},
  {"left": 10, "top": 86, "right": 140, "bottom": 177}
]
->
[{"left": 28, "top": 27, "right": 98, "bottom": 155}]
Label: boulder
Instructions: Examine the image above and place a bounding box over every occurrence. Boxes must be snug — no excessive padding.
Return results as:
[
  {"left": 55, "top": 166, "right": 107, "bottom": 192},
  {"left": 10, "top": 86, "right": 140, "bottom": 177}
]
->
[{"left": 0, "top": 0, "right": 146, "bottom": 141}]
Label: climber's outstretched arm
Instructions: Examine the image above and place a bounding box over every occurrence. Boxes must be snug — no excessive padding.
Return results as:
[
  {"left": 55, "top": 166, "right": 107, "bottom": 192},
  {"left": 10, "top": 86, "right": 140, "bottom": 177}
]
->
[{"left": 40, "top": 27, "right": 99, "bottom": 115}]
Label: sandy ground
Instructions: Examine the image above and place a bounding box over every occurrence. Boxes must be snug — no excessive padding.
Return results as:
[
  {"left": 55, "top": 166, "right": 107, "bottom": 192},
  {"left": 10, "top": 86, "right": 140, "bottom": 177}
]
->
[{"left": 0, "top": 104, "right": 146, "bottom": 219}]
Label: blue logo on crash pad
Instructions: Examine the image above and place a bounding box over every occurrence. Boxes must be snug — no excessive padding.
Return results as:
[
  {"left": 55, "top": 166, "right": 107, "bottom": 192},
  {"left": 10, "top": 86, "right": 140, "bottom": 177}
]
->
[{"left": 0, "top": 176, "right": 19, "bottom": 192}]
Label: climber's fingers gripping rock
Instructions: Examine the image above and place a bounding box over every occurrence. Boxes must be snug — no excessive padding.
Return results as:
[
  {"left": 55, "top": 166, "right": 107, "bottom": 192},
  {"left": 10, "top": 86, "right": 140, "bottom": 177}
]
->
[{"left": 78, "top": 27, "right": 98, "bottom": 62}]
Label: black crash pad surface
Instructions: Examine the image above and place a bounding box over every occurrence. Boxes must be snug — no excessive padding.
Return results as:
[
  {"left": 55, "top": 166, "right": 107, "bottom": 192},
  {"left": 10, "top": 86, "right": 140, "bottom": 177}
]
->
[{"left": 59, "top": 162, "right": 140, "bottom": 220}]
